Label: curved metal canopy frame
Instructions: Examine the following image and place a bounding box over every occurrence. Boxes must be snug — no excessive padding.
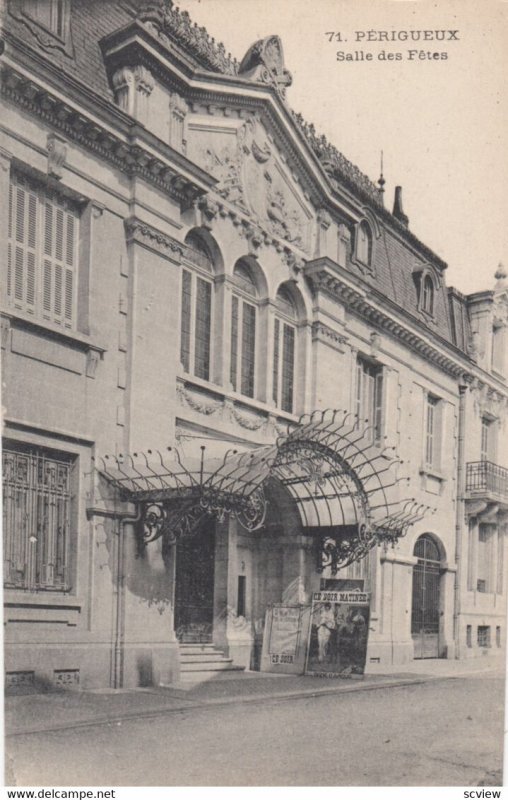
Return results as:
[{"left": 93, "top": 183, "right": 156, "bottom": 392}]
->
[{"left": 97, "top": 409, "right": 434, "bottom": 569}]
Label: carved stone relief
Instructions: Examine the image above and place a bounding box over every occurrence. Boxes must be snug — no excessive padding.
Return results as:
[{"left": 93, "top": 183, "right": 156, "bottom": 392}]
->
[{"left": 189, "top": 116, "right": 312, "bottom": 252}]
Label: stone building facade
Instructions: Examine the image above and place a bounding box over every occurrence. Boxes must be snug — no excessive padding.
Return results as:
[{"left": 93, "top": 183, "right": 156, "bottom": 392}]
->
[{"left": 1, "top": 0, "right": 507, "bottom": 690}]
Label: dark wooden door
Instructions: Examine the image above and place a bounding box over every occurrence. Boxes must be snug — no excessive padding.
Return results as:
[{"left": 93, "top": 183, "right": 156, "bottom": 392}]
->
[{"left": 174, "top": 520, "right": 215, "bottom": 643}]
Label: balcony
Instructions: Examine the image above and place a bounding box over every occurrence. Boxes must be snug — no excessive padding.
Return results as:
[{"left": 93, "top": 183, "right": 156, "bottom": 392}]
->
[{"left": 466, "top": 461, "right": 508, "bottom": 504}]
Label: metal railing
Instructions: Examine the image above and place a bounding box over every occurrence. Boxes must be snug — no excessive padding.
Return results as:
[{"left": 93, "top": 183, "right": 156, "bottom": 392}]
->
[{"left": 466, "top": 461, "right": 508, "bottom": 500}]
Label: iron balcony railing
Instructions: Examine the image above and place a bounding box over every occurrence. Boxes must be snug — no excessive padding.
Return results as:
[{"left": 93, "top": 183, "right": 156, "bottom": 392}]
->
[{"left": 466, "top": 461, "right": 508, "bottom": 500}]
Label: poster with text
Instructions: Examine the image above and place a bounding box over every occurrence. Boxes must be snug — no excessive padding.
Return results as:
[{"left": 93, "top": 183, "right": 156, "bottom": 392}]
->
[{"left": 306, "top": 591, "right": 370, "bottom": 678}]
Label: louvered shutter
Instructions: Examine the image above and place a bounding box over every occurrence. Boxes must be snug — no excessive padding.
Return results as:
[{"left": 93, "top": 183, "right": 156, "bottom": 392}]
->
[
  {"left": 8, "top": 179, "right": 37, "bottom": 315},
  {"left": 47, "top": 199, "right": 76, "bottom": 327}
]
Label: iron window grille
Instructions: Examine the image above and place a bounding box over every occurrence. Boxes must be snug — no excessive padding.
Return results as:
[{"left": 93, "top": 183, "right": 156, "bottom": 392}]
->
[
  {"left": 477, "top": 626, "right": 491, "bottom": 648},
  {"left": 2, "top": 445, "right": 75, "bottom": 591},
  {"left": 7, "top": 172, "right": 79, "bottom": 329}
]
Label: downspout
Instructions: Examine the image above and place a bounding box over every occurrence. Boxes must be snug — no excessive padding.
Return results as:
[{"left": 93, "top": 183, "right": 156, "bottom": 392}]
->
[
  {"left": 87, "top": 505, "right": 143, "bottom": 688},
  {"left": 453, "top": 382, "right": 468, "bottom": 659}
]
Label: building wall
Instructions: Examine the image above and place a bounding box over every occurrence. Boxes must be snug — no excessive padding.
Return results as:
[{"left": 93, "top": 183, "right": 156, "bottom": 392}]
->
[{"left": 2, "top": 0, "right": 507, "bottom": 689}]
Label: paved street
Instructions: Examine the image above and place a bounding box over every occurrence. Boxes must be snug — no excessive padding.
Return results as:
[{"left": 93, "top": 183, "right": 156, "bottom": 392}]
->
[{"left": 5, "top": 671, "right": 505, "bottom": 786}]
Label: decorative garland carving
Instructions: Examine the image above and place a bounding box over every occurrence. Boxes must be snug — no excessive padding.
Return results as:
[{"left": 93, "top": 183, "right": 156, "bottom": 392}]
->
[{"left": 176, "top": 383, "right": 222, "bottom": 415}]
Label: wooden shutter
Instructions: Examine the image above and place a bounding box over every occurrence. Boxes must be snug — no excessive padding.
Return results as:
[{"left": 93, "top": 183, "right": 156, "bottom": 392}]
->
[
  {"left": 8, "top": 178, "right": 37, "bottom": 315},
  {"left": 8, "top": 174, "right": 78, "bottom": 327}
]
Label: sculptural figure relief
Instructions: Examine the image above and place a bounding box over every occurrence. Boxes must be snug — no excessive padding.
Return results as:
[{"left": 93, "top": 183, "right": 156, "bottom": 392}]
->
[{"left": 188, "top": 114, "right": 311, "bottom": 251}]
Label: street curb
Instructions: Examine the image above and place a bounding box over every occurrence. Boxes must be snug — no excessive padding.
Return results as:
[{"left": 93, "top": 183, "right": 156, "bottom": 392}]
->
[{"left": 5, "top": 673, "right": 457, "bottom": 738}]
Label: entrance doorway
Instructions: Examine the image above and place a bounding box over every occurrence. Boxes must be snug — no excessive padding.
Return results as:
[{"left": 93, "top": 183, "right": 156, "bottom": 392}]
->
[
  {"left": 411, "top": 534, "right": 441, "bottom": 659},
  {"left": 174, "top": 519, "right": 215, "bottom": 643}
]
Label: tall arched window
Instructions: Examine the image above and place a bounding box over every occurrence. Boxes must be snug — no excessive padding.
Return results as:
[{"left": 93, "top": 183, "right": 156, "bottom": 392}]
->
[
  {"left": 180, "top": 231, "right": 214, "bottom": 381},
  {"left": 422, "top": 275, "right": 434, "bottom": 315},
  {"left": 230, "top": 260, "right": 257, "bottom": 398},
  {"left": 356, "top": 221, "right": 372, "bottom": 266},
  {"left": 273, "top": 286, "right": 297, "bottom": 413}
]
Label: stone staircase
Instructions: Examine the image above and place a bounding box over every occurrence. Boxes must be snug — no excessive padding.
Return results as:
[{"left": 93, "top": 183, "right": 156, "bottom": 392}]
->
[{"left": 179, "top": 643, "right": 245, "bottom": 682}]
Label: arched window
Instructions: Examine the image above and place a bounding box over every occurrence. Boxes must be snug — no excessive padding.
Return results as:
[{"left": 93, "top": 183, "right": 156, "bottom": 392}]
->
[
  {"left": 230, "top": 260, "right": 257, "bottom": 398},
  {"left": 411, "top": 534, "right": 442, "bottom": 659},
  {"left": 180, "top": 231, "right": 214, "bottom": 381},
  {"left": 356, "top": 221, "right": 372, "bottom": 266},
  {"left": 422, "top": 275, "right": 434, "bottom": 315},
  {"left": 273, "top": 286, "right": 297, "bottom": 413}
]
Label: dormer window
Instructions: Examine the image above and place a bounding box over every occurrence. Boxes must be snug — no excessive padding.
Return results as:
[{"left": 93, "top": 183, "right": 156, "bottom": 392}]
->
[
  {"left": 10, "top": 0, "right": 73, "bottom": 54},
  {"left": 422, "top": 275, "right": 434, "bottom": 315},
  {"left": 356, "top": 221, "right": 372, "bottom": 266},
  {"left": 413, "top": 266, "right": 438, "bottom": 319},
  {"left": 16, "top": 0, "right": 70, "bottom": 41}
]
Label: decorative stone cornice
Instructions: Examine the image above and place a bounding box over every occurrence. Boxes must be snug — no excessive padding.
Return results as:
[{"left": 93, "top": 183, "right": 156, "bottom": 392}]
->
[
  {"left": 124, "top": 217, "right": 183, "bottom": 262},
  {"left": 0, "top": 63, "right": 213, "bottom": 204},
  {"left": 311, "top": 321, "right": 348, "bottom": 353},
  {"left": 305, "top": 258, "right": 471, "bottom": 380}
]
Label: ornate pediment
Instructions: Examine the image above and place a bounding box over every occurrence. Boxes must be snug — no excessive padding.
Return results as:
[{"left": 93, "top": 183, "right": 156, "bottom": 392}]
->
[
  {"left": 238, "top": 36, "right": 292, "bottom": 98},
  {"left": 187, "top": 115, "right": 313, "bottom": 253}
]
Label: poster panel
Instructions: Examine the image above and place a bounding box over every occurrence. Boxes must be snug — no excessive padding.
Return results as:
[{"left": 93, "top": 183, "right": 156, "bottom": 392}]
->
[
  {"left": 305, "top": 590, "right": 370, "bottom": 678},
  {"left": 260, "top": 604, "right": 311, "bottom": 674}
]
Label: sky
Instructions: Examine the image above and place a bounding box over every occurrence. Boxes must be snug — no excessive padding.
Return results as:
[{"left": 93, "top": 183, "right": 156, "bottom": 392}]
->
[{"left": 176, "top": 0, "right": 508, "bottom": 296}]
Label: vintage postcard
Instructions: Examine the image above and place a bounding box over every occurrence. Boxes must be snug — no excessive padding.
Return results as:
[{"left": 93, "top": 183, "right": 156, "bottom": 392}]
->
[{"left": 1, "top": 0, "right": 507, "bottom": 794}]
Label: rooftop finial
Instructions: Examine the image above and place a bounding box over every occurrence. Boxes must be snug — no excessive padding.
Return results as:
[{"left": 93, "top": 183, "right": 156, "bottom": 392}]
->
[
  {"left": 377, "top": 150, "right": 386, "bottom": 202},
  {"left": 494, "top": 262, "right": 507, "bottom": 291}
]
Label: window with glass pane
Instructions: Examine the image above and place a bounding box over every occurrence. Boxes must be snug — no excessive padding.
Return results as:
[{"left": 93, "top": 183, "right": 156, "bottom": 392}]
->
[
  {"left": 3, "top": 444, "right": 74, "bottom": 591},
  {"left": 273, "top": 287, "right": 296, "bottom": 413},
  {"left": 481, "top": 417, "right": 494, "bottom": 462},
  {"left": 230, "top": 263, "right": 257, "bottom": 399},
  {"left": 356, "top": 357, "right": 383, "bottom": 441},
  {"left": 357, "top": 221, "right": 372, "bottom": 265},
  {"left": 422, "top": 275, "right": 434, "bottom": 314},
  {"left": 21, "top": 0, "right": 70, "bottom": 39},
  {"left": 7, "top": 173, "right": 78, "bottom": 328},
  {"left": 425, "top": 395, "right": 440, "bottom": 468},
  {"left": 180, "top": 268, "right": 212, "bottom": 381}
]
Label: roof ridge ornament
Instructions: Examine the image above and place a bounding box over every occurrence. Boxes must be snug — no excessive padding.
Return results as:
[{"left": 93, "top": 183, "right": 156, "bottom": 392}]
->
[
  {"left": 238, "top": 36, "right": 292, "bottom": 98},
  {"left": 136, "top": 0, "right": 239, "bottom": 75}
]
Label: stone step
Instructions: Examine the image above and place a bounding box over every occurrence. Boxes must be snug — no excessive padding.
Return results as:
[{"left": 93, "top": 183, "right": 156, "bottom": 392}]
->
[
  {"left": 178, "top": 666, "right": 245, "bottom": 681},
  {"left": 180, "top": 658, "right": 235, "bottom": 672},
  {"left": 179, "top": 644, "right": 221, "bottom": 655},
  {"left": 180, "top": 653, "right": 229, "bottom": 664}
]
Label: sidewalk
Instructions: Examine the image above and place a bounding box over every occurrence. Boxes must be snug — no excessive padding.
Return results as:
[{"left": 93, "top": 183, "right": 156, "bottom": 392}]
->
[{"left": 5, "top": 654, "right": 505, "bottom": 737}]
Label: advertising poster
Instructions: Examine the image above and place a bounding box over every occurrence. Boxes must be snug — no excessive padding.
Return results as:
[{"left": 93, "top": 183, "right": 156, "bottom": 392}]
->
[
  {"left": 260, "top": 604, "right": 311, "bottom": 674},
  {"left": 306, "top": 591, "right": 370, "bottom": 678}
]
